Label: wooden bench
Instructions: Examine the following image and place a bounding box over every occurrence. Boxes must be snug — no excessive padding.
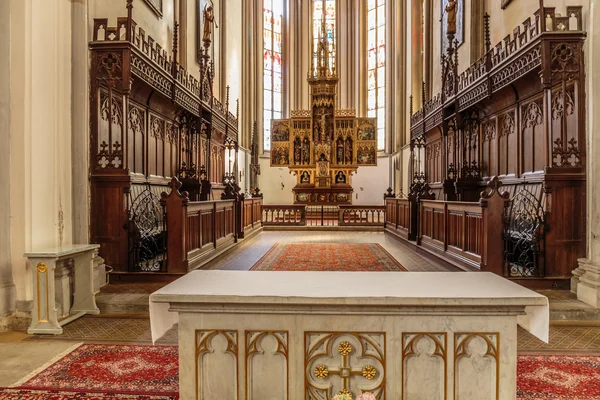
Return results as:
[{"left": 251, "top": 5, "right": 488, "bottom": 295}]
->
[{"left": 24, "top": 244, "right": 100, "bottom": 334}]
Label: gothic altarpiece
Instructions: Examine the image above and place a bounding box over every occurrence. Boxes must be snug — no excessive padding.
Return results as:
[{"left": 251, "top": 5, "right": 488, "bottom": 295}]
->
[{"left": 270, "top": 27, "right": 378, "bottom": 204}]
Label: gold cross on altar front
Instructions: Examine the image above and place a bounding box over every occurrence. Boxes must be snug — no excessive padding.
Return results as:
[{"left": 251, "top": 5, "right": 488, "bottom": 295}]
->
[{"left": 313, "top": 341, "right": 377, "bottom": 397}]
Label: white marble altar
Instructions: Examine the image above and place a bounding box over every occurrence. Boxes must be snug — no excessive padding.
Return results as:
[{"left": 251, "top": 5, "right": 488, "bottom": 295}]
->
[
  {"left": 24, "top": 244, "right": 100, "bottom": 334},
  {"left": 150, "top": 271, "right": 548, "bottom": 400}
]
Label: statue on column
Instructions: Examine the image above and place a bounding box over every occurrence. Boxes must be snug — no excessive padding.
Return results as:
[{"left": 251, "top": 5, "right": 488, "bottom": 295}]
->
[
  {"left": 203, "top": 3, "right": 217, "bottom": 44},
  {"left": 445, "top": 0, "right": 458, "bottom": 35}
]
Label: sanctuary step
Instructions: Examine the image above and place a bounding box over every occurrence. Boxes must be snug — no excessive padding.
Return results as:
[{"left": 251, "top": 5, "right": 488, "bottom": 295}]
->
[
  {"left": 95, "top": 282, "right": 600, "bottom": 323},
  {"left": 95, "top": 283, "right": 166, "bottom": 315}
]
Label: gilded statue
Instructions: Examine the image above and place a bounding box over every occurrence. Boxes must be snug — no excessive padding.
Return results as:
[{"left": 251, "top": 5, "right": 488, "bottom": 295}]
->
[
  {"left": 203, "top": 4, "right": 217, "bottom": 43},
  {"left": 445, "top": 0, "right": 457, "bottom": 34}
]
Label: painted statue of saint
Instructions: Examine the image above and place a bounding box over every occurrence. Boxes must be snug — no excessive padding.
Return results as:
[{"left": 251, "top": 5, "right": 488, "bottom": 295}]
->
[
  {"left": 203, "top": 5, "right": 216, "bottom": 43},
  {"left": 445, "top": 0, "right": 457, "bottom": 34}
]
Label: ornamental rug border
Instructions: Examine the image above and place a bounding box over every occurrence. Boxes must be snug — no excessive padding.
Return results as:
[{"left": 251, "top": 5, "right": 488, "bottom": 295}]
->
[
  {"left": 11, "top": 343, "right": 179, "bottom": 395},
  {"left": 249, "top": 242, "right": 407, "bottom": 272},
  {"left": 0, "top": 388, "right": 178, "bottom": 399}
]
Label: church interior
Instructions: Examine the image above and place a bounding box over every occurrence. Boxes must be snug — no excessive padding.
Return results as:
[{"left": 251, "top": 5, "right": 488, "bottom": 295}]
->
[{"left": 1, "top": 0, "right": 600, "bottom": 398}]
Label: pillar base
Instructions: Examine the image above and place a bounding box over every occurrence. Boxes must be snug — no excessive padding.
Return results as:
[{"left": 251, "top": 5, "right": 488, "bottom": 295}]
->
[
  {"left": 0, "top": 280, "right": 16, "bottom": 318},
  {"left": 576, "top": 258, "right": 600, "bottom": 308}
]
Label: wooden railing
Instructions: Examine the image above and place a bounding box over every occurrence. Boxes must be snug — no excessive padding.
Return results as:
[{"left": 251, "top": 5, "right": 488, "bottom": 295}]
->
[
  {"left": 385, "top": 178, "right": 509, "bottom": 274},
  {"left": 262, "top": 205, "right": 386, "bottom": 227},
  {"left": 161, "top": 178, "right": 263, "bottom": 272},
  {"left": 338, "top": 206, "right": 386, "bottom": 226},
  {"left": 385, "top": 198, "right": 412, "bottom": 239},
  {"left": 239, "top": 198, "right": 263, "bottom": 238},
  {"left": 419, "top": 200, "right": 483, "bottom": 268},
  {"left": 185, "top": 200, "right": 236, "bottom": 269},
  {"left": 262, "top": 205, "right": 307, "bottom": 226}
]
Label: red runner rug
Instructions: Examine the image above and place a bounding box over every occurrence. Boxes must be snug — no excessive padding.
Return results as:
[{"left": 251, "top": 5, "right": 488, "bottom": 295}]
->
[{"left": 250, "top": 242, "right": 407, "bottom": 271}]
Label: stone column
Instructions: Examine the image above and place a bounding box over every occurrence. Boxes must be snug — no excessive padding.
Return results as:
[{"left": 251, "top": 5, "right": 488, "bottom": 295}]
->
[
  {"left": 10, "top": 0, "right": 74, "bottom": 311},
  {"left": 0, "top": 0, "right": 17, "bottom": 327},
  {"left": 575, "top": 2, "right": 600, "bottom": 307}
]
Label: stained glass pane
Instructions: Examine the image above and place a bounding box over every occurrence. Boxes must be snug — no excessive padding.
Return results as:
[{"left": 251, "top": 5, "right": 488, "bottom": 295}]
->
[
  {"left": 368, "top": 70, "right": 376, "bottom": 90},
  {"left": 366, "top": 0, "right": 386, "bottom": 150},
  {"left": 368, "top": 91, "right": 376, "bottom": 111},
  {"left": 368, "top": 49, "right": 376, "bottom": 69},
  {"left": 313, "top": 0, "right": 336, "bottom": 71},
  {"left": 264, "top": 30, "right": 272, "bottom": 50},
  {"left": 377, "top": 66, "right": 385, "bottom": 86},
  {"left": 263, "top": 0, "right": 285, "bottom": 151},
  {"left": 368, "top": 10, "right": 376, "bottom": 30},
  {"left": 273, "top": 72, "right": 282, "bottom": 91}
]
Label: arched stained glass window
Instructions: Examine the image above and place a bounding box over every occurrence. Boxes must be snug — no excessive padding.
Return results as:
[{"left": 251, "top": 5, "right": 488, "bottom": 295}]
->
[
  {"left": 367, "top": 0, "right": 386, "bottom": 150},
  {"left": 263, "top": 0, "right": 284, "bottom": 151},
  {"left": 312, "top": 0, "right": 336, "bottom": 72}
]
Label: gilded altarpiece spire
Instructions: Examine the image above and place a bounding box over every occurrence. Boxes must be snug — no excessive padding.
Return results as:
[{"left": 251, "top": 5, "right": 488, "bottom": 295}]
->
[{"left": 270, "top": 10, "right": 378, "bottom": 204}]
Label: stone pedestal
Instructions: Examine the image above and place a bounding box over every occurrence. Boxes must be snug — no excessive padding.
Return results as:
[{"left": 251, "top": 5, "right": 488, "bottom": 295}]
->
[{"left": 576, "top": 258, "right": 600, "bottom": 308}]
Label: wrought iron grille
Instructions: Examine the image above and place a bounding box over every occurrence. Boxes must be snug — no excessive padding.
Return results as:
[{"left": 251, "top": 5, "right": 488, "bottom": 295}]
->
[
  {"left": 503, "top": 188, "right": 546, "bottom": 277},
  {"left": 126, "top": 186, "right": 167, "bottom": 272}
]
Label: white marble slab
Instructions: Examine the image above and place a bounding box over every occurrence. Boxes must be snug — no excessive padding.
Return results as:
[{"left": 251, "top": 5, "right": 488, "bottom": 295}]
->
[
  {"left": 150, "top": 270, "right": 549, "bottom": 343},
  {"left": 24, "top": 244, "right": 99, "bottom": 258}
]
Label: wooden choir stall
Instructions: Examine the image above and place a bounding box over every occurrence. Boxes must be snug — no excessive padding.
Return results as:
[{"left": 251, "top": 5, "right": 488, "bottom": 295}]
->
[
  {"left": 88, "top": 1, "right": 262, "bottom": 279},
  {"left": 386, "top": 5, "right": 586, "bottom": 289}
]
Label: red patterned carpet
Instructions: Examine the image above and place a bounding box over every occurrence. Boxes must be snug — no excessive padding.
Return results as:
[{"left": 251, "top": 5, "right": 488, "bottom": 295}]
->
[
  {"left": 250, "top": 242, "right": 407, "bottom": 271},
  {"left": 2, "top": 343, "right": 600, "bottom": 399},
  {"left": 517, "top": 354, "right": 600, "bottom": 399},
  {"left": 0, "top": 344, "right": 178, "bottom": 399}
]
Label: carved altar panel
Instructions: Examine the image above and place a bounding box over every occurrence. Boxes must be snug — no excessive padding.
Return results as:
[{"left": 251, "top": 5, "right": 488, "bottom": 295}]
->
[
  {"left": 195, "top": 330, "right": 239, "bottom": 400},
  {"left": 402, "top": 333, "right": 447, "bottom": 400},
  {"left": 305, "top": 332, "right": 386, "bottom": 400},
  {"left": 454, "top": 333, "right": 499, "bottom": 400},
  {"left": 356, "top": 119, "right": 377, "bottom": 166},
  {"left": 271, "top": 120, "right": 291, "bottom": 167},
  {"left": 246, "top": 331, "right": 289, "bottom": 400}
]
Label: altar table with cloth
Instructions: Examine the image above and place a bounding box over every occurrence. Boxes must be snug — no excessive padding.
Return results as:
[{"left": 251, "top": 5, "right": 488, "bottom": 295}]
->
[{"left": 149, "top": 270, "right": 548, "bottom": 400}]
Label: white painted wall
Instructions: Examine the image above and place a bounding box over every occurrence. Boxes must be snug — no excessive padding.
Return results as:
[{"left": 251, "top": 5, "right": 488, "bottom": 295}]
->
[
  {"left": 351, "top": 157, "right": 390, "bottom": 205},
  {"left": 258, "top": 158, "right": 298, "bottom": 205},
  {"left": 257, "top": 156, "right": 390, "bottom": 206}
]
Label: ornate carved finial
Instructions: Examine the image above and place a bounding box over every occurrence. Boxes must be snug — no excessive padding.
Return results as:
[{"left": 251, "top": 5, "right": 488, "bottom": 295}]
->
[
  {"left": 126, "top": 0, "right": 134, "bottom": 41},
  {"left": 480, "top": 176, "right": 510, "bottom": 200},
  {"left": 172, "top": 22, "right": 179, "bottom": 78},
  {"left": 384, "top": 187, "right": 396, "bottom": 198},
  {"left": 252, "top": 187, "right": 263, "bottom": 198},
  {"left": 161, "top": 176, "right": 189, "bottom": 203},
  {"left": 484, "top": 13, "right": 491, "bottom": 53}
]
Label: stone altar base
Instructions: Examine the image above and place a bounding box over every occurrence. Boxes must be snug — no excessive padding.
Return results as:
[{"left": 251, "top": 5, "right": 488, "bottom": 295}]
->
[{"left": 150, "top": 271, "right": 548, "bottom": 400}]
